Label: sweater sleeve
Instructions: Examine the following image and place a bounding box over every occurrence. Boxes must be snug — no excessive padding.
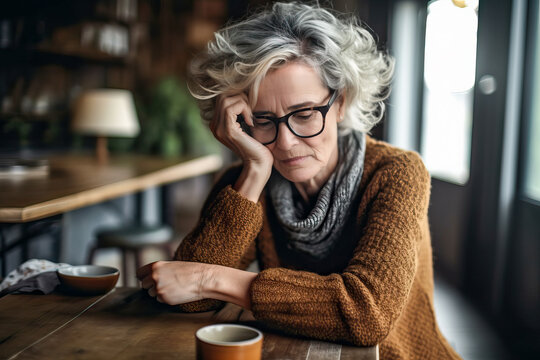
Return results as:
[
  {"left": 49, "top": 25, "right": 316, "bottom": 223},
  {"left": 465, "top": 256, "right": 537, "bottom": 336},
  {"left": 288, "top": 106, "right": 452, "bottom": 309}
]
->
[
  {"left": 250, "top": 152, "right": 430, "bottom": 346},
  {"left": 174, "top": 168, "right": 263, "bottom": 312}
]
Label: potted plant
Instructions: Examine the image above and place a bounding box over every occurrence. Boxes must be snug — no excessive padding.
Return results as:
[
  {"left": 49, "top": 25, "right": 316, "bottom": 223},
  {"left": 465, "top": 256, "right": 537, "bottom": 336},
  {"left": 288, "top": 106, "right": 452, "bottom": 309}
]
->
[{"left": 136, "top": 77, "right": 219, "bottom": 158}]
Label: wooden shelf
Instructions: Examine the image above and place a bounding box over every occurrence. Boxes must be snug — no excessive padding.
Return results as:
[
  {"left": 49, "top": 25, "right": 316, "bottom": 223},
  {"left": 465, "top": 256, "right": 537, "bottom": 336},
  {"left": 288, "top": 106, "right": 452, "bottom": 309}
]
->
[
  {"left": 0, "top": 46, "right": 131, "bottom": 66},
  {"left": 38, "top": 45, "right": 132, "bottom": 64},
  {"left": 0, "top": 111, "right": 67, "bottom": 121}
]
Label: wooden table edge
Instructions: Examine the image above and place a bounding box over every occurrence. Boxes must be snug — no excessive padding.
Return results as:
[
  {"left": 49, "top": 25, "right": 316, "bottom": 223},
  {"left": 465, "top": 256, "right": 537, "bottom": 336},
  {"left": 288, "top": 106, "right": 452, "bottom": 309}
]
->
[{"left": 0, "top": 154, "right": 223, "bottom": 223}]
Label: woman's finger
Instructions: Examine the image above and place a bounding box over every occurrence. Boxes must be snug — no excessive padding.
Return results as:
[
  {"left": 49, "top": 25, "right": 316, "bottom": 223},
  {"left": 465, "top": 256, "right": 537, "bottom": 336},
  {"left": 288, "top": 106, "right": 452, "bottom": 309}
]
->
[
  {"left": 136, "top": 262, "right": 155, "bottom": 280},
  {"left": 147, "top": 285, "right": 157, "bottom": 298},
  {"left": 238, "top": 93, "right": 254, "bottom": 127},
  {"left": 140, "top": 276, "right": 154, "bottom": 290},
  {"left": 216, "top": 95, "right": 251, "bottom": 126},
  {"left": 241, "top": 107, "right": 254, "bottom": 127},
  {"left": 213, "top": 103, "right": 254, "bottom": 152}
]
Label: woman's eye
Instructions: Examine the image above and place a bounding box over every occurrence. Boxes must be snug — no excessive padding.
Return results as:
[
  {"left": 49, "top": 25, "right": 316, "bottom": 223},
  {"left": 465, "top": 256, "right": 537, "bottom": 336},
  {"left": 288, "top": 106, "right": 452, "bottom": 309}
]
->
[
  {"left": 254, "top": 119, "right": 274, "bottom": 128},
  {"left": 294, "top": 111, "right": 315, "bottom": 120}
]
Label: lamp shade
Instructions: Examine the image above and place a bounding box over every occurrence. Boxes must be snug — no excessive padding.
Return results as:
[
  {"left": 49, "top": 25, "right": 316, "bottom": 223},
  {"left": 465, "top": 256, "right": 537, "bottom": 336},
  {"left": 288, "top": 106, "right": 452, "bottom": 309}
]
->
[{"left": 72, "top": 89, "right": 139, "bottom": 137}]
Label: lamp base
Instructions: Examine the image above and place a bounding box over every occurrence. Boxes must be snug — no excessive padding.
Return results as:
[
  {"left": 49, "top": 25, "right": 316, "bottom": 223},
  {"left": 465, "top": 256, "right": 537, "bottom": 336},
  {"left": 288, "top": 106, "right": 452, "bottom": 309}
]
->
[{"left": 96, "top": 136, "right": 109, "bottom": 164}]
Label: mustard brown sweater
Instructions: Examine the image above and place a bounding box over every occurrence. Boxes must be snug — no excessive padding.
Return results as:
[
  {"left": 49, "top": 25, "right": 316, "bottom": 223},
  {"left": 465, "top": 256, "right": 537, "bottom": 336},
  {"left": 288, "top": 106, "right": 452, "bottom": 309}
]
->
[{"left": 174, "top": 136, "right": 461, "bottom": 359}]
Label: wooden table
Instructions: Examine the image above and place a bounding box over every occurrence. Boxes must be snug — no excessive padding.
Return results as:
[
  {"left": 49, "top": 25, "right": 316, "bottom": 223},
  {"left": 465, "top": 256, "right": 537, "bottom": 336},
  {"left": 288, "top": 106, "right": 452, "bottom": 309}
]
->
[
  {"left": 0, "top": 153, "right": 223, "bottom": 277},
  {"left": 0, "top": 288, "right": 378, "bottom": 359},
  {"left": 0, "top": 153, "right": 223, "bottom": 223}
]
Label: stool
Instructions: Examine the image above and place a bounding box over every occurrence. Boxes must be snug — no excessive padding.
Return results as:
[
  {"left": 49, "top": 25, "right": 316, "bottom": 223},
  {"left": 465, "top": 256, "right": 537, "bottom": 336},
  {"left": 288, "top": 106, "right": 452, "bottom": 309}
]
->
[{"left": 87, "top": 225, "right": 174, "bottom": 286}]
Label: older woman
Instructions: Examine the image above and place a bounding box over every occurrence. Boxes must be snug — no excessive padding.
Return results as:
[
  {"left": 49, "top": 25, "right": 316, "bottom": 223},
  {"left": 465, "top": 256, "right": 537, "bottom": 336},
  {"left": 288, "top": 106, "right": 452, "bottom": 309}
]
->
[{"left": 137, "top": 2, "right": 460, "bottom": 359}]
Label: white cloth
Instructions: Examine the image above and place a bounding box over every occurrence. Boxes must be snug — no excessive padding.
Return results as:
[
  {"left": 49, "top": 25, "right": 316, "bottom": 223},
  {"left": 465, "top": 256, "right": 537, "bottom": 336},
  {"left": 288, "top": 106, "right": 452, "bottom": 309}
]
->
[{"left": 0, "top": 259, "right": 69, "bottom": 291}]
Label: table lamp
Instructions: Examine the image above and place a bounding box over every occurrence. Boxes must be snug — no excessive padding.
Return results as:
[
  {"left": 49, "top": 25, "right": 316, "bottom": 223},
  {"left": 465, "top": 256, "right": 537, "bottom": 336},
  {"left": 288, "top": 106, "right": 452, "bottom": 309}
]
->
[{"left": 72, "top": 89, "right": 140, "bottom": 163}]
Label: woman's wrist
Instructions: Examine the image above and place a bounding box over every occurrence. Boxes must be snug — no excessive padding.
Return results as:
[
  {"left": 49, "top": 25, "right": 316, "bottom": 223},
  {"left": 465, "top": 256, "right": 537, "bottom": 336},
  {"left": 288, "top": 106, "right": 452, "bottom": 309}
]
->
[
  {"left": 202, "top": 264, "right": 258, "bottom": 310},
  {"left": 233, "top": 162, "right": 271, "bottom": 203}
]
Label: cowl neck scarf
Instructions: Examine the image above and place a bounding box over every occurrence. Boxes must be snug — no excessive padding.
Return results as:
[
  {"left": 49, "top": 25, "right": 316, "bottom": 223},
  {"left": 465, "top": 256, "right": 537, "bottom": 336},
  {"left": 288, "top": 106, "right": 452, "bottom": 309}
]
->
[{"left": 268, "top": 131, "right": 366, "bottom": 259}]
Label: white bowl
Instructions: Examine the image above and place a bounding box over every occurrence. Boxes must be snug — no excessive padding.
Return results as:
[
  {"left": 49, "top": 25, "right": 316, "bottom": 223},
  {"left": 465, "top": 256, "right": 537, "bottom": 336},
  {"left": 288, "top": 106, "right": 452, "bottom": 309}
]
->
[{"left": 57, "top": 265, "right": 119, "bottom": 294}]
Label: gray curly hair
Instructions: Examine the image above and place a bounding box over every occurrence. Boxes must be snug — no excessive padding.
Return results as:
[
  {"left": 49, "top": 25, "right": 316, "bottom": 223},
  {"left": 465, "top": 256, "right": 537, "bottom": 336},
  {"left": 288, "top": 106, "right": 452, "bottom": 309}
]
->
[{"left": 189, "top": 1, "right": 394, "bottom": 133}]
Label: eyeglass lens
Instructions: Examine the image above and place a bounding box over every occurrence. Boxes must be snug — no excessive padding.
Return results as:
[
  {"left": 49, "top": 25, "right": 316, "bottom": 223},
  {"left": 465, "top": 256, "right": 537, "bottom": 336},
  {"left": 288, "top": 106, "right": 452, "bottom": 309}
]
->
[{"left": 251, "top": 110, "right": 324, "bottom": 144}]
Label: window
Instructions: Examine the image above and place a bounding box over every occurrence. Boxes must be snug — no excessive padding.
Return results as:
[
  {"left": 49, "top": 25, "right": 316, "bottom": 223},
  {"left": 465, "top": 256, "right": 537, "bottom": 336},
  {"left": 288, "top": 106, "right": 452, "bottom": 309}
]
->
[
  {"left": 524, "top": 6, "right": 540, "bottom": 201},
  {"left": 421, "top": 0, "right": 479, "bottom": 184}
]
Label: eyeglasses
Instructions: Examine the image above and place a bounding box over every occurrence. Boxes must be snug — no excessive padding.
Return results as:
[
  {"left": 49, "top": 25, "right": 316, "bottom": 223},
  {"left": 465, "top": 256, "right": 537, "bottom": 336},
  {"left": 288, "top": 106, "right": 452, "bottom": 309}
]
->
[{"left": 250, "top": 90, "right": 338, "bottom": 145}]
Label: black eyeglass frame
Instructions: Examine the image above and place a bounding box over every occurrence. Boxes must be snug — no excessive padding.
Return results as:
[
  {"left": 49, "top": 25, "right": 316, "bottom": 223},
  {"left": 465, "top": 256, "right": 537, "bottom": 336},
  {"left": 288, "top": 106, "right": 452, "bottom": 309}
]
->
[{"left": 252, "top": 90, "right": 339, "bottom": 145}]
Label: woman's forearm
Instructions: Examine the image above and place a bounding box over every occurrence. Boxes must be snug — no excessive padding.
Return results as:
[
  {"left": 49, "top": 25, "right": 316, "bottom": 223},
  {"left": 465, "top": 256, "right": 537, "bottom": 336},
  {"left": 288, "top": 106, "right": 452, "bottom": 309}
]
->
[
  {"left": 233, "top": 164, "right": 271, "bottom": 203},
  {"left": 203, "top": 264, "right": 258, "bottom": 310}
]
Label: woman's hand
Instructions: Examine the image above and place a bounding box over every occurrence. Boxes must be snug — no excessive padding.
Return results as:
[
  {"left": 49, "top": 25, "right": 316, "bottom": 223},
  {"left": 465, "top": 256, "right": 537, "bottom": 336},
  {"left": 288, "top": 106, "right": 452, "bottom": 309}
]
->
[
  {"left": 212, "top": 94, "right": 273, "bottom": 202},
  {"left": 136, "top": 261, "right": 209, "bottom": 305},
  {"left": 212, "top": 93, "right": 273, "bottom": 171},
  {"left": 136, "top": 261, "right": 258, "bottom": 309}
]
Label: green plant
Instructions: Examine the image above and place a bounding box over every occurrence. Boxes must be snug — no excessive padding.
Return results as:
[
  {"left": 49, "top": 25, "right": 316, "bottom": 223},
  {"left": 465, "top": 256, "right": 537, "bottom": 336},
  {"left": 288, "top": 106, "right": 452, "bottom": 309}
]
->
[
  {"left": 136, "top": 77, "right": 220, "bottom": 158},
  {"left": 4, "top": 117, "right": 31, "bottom": 148}
]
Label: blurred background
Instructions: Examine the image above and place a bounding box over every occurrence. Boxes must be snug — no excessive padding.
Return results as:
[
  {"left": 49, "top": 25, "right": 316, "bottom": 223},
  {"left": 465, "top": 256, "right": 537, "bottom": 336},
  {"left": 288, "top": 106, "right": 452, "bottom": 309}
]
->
[{"left": 0, "top": 0, "right": 538, "bottom": 358}]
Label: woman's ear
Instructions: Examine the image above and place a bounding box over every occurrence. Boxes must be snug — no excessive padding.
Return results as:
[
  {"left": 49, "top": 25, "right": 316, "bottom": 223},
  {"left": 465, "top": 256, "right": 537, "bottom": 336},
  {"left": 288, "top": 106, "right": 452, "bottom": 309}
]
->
[{"left": 337, "top": 91, "right": 346, "bottom": 123}]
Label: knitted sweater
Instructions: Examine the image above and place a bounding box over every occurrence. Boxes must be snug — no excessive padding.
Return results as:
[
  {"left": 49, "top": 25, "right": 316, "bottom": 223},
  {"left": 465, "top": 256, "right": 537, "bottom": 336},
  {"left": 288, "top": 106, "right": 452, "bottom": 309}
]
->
[{"left": 174, "top": 136, "right": 461, "bottom": 359}]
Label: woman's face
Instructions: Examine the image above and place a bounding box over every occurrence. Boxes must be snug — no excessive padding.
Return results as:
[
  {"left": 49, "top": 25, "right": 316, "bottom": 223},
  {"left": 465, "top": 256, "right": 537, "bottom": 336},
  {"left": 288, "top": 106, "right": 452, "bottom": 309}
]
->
[{"left": 253, "top": 62, "right": 343, "bottom": 188}]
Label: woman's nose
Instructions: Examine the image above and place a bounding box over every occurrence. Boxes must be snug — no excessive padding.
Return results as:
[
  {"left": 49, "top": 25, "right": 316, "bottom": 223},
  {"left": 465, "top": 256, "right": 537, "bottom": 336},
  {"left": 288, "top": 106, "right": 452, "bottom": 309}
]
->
[{"left": 274, "top": 122, "right": 298, "bottom": 149}]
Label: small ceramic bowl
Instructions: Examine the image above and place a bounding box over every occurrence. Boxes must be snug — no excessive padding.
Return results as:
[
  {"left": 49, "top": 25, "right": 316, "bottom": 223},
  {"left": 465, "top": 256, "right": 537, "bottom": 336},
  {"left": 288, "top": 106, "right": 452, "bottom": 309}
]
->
[
  {"left": 57, "top": 265, "right": 119, "bottom": 295},
  {"left": 196, "top": 324, "right": 263, "bottom": 360}
]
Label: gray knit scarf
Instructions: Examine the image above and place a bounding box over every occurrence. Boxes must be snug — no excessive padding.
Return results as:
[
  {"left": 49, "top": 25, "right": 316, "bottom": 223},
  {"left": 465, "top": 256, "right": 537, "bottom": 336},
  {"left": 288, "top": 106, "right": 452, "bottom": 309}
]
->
[{"left": 268, "top": 131, "right": 366, "bottom": 259}]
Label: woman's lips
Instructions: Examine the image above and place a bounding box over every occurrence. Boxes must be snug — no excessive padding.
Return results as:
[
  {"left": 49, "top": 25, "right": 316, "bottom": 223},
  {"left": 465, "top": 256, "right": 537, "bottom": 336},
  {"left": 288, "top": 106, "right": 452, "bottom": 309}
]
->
[{"left": 281, "top": 156, "right": 308, "bottom": 166}]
